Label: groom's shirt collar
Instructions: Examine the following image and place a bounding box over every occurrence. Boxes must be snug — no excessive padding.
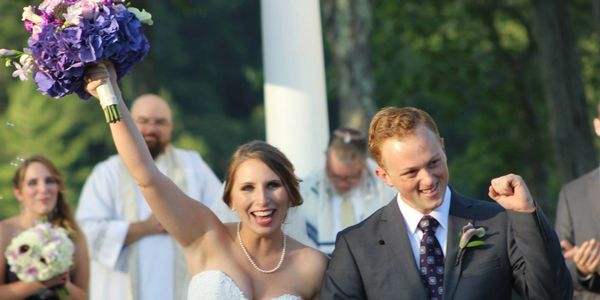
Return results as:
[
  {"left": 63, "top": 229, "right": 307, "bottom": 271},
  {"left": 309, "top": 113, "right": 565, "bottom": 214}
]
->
[
  {"left": 397, "top": 186, "right": 451, "bottom": 263},
  {"left": 397, "top": 186, "right": 451, "bottom": 233}
]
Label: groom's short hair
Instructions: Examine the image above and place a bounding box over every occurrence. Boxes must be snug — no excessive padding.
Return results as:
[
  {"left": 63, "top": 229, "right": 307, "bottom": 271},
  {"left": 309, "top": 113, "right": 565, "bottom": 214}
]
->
[{"left": 368, "top": 106, "right": 441, "bottom": 166}]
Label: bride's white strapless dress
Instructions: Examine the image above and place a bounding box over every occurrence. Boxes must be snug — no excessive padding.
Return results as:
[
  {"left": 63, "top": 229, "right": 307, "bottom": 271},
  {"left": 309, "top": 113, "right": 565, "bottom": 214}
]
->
[{"left": 187, "top": 270, "right": 303, "bottom": 300}]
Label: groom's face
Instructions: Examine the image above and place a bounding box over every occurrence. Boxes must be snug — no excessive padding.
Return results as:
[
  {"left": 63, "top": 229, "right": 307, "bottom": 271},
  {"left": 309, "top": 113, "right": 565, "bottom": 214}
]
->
[{"left": 375, "top": 126, "right": 449, "bottom": 214}]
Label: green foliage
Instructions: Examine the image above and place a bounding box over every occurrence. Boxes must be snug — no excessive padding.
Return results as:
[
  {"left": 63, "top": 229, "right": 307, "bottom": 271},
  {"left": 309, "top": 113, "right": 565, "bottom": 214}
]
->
[
  {"left": 372, "top": 0, "right": 558, "bottom": 213},
  {"left": 0, "top": 82, "right": 109, "bottom": 218},
  {"left": 131, "top": 0, "right": 265, "bottom": 177},
  {"left": 0, "top": 0, "right": 597, "bottom": 222},
  {"left": 0, "top": 0, "right": 264, "bottom": 220},
  {"left": 0, "top": 0, "right": 31, "bottom": 112}
]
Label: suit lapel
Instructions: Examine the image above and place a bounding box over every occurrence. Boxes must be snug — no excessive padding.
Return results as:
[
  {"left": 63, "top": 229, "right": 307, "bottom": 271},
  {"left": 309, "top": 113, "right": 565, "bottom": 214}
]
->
[
  {"left": 443, "top": 192, "right": 473, "bottom": 300},
  {"left": 589, "top": 169, "right": 600, "bottom": 236},
  {"left": 380, "top": 200, "right": 428, "bottom": 298}
]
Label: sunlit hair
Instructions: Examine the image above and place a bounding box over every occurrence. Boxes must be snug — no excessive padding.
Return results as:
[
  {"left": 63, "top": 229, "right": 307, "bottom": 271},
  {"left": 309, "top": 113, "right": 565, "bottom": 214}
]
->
[
  {"left": 12, "top": 155, "right": 82, "bottom": 240},
  {"left": 222, "top": 141, "right": 303, "bottom": 208},
  {"left": 328, "top": 127, "right": 367, "bottom": 164},
  {"left": 368, "top": 106, "right": 441, "bottom": 166}
]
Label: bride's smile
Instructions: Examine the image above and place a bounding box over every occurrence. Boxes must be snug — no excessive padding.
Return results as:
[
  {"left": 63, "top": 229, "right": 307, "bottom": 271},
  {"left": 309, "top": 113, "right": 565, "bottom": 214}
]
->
[{"left": 231, "top": 158, "right": 290, "bottom": 234}]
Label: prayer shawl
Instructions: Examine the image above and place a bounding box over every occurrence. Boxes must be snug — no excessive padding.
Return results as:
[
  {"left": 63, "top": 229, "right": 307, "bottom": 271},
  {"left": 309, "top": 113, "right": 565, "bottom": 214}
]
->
[
  {"left": 121, "top": 145, "right": 187, "bottom": 300},
  {"left": 299, "top": 158, "right": 396, "bottom": 254},
  {"left": 76, "top": 146, "right": 222, "bottom": 300}
]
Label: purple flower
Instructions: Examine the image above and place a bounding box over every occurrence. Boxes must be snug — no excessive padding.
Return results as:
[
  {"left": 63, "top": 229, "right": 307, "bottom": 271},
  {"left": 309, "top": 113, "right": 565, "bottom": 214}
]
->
[
  {"left": 79, "top": 0, "right": 100, "bottom": 20},
  {"left": 26, "top": 3, "right": 149, "bottom": 98},
  {"left": 0, "top": 49, "right": 17, "bottom": 57},
  {"left": 38, "top": 0, "right": 63, "bottom": 13},
  {"left": 25, "top": 266, "right": 38, "bottom": 276},
  {"left": 24, "top": 20, "right": 34, "bottom": 32}
]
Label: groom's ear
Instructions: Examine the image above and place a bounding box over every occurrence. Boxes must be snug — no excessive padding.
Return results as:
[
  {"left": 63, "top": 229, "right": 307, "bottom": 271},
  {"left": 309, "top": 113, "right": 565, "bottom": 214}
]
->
[{"left": 375, "top": 167, "right": 394, "bottom": 187}]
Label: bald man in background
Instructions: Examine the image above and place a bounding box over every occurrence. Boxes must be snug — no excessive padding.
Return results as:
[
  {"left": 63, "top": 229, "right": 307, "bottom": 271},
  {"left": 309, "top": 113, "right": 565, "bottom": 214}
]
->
[{"left": 76, "top": 94, "right": 222, "bottom": 300}]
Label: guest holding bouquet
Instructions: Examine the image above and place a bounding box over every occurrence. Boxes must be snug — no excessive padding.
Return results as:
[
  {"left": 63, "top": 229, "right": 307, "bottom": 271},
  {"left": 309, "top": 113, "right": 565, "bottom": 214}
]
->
[{"left": 0, "top": 155, "right": 89, "bottom": 300}]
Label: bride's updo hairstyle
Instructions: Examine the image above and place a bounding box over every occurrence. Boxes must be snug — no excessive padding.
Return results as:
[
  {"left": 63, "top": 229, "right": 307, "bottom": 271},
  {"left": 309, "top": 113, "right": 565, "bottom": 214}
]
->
[{"left": 222, "top": 140, "right": 303, "bottom": 208}]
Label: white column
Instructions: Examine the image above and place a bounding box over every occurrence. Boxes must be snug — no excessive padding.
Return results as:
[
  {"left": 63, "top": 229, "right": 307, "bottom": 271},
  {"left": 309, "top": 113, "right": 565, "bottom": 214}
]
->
[{"left": 261, "top": 0, "right": 329, "bottom": 178}]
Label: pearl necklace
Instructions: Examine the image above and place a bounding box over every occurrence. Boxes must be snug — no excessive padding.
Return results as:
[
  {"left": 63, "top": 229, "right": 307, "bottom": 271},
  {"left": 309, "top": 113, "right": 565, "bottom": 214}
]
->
[{"left": 237, "top": 222, "right": 286, "bottom": 274}]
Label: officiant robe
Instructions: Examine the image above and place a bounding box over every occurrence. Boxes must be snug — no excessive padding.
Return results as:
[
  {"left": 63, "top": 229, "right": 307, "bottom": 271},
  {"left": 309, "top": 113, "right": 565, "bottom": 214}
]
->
[{"left": 76, "top": 147, "right": 222, "bottom": 300}]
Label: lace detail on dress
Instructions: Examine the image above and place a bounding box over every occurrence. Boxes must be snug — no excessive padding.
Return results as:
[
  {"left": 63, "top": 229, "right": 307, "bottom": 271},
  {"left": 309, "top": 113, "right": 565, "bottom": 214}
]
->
[{"left": 187, "top": 270, "right": 302, "bottom": 300}]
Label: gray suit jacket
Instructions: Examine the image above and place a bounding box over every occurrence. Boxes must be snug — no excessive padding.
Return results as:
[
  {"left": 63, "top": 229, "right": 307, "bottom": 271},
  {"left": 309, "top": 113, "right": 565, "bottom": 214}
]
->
[
  {"left": 556, "top": 168, "right": 600, "bottom": 299},
  {"left": 321, "top": 191, "right": 572, "bottom": 299}
]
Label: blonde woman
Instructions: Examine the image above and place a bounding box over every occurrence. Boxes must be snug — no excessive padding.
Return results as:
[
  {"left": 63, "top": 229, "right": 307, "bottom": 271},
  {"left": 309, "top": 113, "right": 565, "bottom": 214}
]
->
[{"left": 0, "top": 155, "right": 89, "bottom": 300}]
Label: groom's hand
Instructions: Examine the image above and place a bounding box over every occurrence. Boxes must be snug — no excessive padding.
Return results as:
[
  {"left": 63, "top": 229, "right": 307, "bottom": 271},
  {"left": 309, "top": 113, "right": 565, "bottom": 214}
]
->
[{"left": 488, "top": 174, "right": 535, "bottom": 213}]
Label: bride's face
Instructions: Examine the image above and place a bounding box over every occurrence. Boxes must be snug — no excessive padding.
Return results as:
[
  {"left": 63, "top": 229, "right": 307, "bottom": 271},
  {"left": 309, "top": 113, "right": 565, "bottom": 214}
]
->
[{"left": 230, "top": 158, "right": 290, "bottom": 236}]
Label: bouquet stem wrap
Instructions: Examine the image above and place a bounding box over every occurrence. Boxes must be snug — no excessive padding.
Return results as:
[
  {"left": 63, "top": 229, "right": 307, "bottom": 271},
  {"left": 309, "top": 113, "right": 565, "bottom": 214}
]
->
[{"left": 97, "top": 81, "right": 121, "bottom": 123}]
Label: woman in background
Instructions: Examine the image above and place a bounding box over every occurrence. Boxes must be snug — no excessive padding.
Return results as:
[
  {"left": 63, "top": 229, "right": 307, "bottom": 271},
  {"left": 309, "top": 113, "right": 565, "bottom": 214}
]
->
[{"left": 0, "top": 155, "right": 89, "bottom": 300}]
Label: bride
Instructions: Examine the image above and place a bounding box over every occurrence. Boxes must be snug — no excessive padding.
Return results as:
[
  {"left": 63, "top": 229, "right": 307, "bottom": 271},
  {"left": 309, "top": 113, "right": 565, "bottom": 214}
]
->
[{"left": 84, "top": 63, "right": 328, "bottom": 299}]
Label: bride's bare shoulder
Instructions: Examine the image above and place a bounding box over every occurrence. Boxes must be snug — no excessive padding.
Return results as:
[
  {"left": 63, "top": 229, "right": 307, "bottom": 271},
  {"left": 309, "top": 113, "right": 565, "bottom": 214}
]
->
[
  {"left": 287, "top": 237, "right": 328, "bottom": 271},
  {"left": 285, "top": 238, "right": 328, "bottom": 299}
]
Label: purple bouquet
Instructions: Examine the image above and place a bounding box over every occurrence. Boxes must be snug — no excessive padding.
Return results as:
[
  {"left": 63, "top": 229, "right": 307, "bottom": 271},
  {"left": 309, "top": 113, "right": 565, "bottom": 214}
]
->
[{"left": 0, "top": 0, "right": 152, "bottom": 123}]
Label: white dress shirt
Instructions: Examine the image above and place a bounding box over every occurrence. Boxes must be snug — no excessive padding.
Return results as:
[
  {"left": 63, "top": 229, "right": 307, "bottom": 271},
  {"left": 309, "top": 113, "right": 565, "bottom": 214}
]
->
[{"left": 397, "top": 187, "right": 451, "bottom": 268}]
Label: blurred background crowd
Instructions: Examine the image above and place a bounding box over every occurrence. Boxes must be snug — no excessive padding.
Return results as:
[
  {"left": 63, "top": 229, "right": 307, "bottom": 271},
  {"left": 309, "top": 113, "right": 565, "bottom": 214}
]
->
[{"left": 0, "top": 0, "right": 598, "bottom": 224}]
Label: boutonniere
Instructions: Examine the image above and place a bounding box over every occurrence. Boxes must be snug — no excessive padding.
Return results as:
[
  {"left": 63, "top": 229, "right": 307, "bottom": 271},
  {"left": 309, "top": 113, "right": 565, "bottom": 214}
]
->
[{"left": 455, "top": 222, "right": 486, "bottom": 265}]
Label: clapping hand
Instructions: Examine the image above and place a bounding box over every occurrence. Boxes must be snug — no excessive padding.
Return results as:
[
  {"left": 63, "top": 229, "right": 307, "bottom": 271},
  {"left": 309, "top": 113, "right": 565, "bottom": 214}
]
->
[
  {"left": 562, "top": 239, "right": 600, "bottom": 277},
  {"left": 488, "top": 174, "right": 535, "bottom": 213}
]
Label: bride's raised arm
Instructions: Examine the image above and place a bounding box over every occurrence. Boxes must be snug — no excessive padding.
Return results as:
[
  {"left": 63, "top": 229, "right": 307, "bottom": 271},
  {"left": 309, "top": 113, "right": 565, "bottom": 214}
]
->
[{"left": 85, "top": 62, "right": 223, "bottom": 249}]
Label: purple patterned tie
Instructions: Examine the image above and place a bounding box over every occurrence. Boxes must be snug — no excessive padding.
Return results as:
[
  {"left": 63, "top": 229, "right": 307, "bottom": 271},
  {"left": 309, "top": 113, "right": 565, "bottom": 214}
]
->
[{"left": 418, "top": 215, "right": 444, "bottom": 300}]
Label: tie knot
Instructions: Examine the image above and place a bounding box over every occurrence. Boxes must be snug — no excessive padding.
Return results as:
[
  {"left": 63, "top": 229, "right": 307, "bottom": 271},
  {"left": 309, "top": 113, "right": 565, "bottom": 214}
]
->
[{"left": 418, "top": 215, "right": 439, "bottom": 233}]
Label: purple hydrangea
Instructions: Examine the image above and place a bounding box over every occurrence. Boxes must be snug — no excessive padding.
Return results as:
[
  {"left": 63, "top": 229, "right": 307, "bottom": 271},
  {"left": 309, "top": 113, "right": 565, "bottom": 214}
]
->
[{"left": 28, "top": 3, "right": 149, "bottom": 98}]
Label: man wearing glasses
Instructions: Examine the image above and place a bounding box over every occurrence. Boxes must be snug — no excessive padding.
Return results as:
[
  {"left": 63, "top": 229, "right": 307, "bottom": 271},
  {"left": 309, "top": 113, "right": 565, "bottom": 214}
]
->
[
  {"left": 299, "top": 128, "right": 396, "bottom": 254},
  {"left": 76, "top": 94, "right": 222, "bottom": 300}
]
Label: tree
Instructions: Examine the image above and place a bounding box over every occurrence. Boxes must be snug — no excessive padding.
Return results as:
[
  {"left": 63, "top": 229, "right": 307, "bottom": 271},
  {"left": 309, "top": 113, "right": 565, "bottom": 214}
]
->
[
  {"left": 322, "top": 0, "right": 377, "bottom": 132},
  {"left": 371, "top": 0, "right": 559, "bottom": 215},
  {"left": 0, "top": 82, "right": 109, "bottom": 218},
  {"left": 531, "top": 0, "right": 596, "bottom": 183}
]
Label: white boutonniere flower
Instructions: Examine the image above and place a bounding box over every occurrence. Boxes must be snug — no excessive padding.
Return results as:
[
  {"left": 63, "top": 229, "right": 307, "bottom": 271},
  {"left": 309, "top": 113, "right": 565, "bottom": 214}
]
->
[
  {"left": 459, "top": 222, "right": 486, "bottom": 249},
  {"left": 456, "top": 222, "right": 486, "bottom": 265}
]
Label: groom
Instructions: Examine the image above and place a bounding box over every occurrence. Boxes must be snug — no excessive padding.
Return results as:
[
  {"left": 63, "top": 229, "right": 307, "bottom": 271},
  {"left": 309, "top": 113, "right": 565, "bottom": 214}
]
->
[{"left": 320, "top": 106, "right": 572, "bottom": 299}]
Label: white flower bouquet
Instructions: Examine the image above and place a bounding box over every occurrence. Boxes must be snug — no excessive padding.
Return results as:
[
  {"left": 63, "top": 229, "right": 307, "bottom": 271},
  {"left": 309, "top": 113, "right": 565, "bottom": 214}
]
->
[{"left": 5, "top": 222, "right": 75, "bottom": 283}]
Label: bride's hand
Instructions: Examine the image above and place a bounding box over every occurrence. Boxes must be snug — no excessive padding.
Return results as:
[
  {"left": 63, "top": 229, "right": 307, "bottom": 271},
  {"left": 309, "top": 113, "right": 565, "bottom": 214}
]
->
[{"left": 84, "top": 61, "right": 118, "bottom": 99}]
